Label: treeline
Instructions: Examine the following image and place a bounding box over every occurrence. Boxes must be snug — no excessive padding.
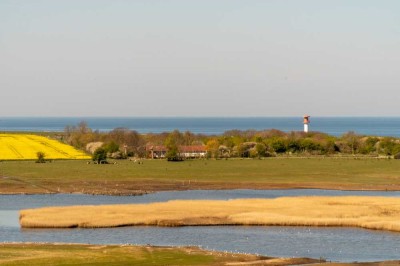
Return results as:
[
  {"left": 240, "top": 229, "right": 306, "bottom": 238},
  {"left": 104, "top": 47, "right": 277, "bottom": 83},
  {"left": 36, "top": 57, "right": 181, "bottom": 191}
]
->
[
  {"left": 62, "top": 122, "right": 400, "bottom": 159},
  {"left": 64, "top": 122, "right": 146, "bottom": 158}
]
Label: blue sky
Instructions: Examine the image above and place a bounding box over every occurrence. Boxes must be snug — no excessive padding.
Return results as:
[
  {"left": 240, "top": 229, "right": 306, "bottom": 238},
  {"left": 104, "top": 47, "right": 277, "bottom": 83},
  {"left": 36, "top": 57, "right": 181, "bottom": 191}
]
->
[{"left": 1, "top": 0, "right": 399, "bottom": 116}]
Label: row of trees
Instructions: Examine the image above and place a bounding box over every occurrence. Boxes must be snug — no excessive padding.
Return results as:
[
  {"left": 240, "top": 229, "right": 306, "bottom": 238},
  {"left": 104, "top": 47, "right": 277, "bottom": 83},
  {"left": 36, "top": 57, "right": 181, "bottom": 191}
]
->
[
  {"left": 64, "top": 122, "right": 146, "bottom": 158},
  {"left": 63, "top": 122, "right": 400, "bottom": 159},
  {"left": 204, "top": 130, "right": 400, "bottom": 158}
]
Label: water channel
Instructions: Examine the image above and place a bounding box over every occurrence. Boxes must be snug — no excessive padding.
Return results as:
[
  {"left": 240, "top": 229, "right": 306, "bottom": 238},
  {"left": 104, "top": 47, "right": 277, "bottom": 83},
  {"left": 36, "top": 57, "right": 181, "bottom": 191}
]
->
[{"left": 1, "top": 189, "right": 400, "bottom": 262}]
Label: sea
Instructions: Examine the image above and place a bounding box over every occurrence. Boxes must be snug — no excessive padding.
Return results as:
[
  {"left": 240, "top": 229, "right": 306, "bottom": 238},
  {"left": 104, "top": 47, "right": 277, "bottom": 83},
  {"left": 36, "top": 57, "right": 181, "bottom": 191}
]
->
[{"left": 0, "top": 117, "right": 399, "bottom": 137}]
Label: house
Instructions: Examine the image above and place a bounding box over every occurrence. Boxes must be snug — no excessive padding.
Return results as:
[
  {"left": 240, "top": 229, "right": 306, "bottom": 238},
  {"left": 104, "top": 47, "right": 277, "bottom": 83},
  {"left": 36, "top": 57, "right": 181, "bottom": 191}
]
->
[
  {"left": 146, "top": 145, "right": 167, "bottom": 159},
  {"left": 146, "top": 144, "right": 207, "bottom": 159},
  {"left": 179, "top": 145, "right": 207, "bottom": 158}
]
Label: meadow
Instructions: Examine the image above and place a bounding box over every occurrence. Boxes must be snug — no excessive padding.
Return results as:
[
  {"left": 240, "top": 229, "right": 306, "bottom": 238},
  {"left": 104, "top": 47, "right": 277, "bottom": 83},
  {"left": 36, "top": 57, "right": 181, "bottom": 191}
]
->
[
  {"left": 2, "top": 244, "right": 398, "bottom": 266},
  {"left": 0, "top": 134, "right": 90, "bottom": 160},
  {"left": 1, "top": 158, "right": 400, "bottom": 194},
  {"left": 0, "top": 243, "right": 306, "bottom": 266},
  {"left": 19, "top": 196, "right": 400, "bottom": 233}
]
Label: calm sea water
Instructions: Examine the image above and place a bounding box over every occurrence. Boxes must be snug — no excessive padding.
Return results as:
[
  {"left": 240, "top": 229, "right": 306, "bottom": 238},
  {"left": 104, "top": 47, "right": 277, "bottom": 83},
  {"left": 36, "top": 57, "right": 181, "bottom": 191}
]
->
[
  {"left": 0, "top": 117, "right": 399, "bottom": 136},
  {"left": 1, "top": 190, "right": 400, "bottom": 262}
]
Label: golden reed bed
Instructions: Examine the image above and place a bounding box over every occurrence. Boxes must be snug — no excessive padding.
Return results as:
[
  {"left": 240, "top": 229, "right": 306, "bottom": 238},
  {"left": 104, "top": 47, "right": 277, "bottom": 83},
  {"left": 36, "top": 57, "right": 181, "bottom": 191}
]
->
[{"left": 20, "top": 196, "right": 400, "bottom": 232}]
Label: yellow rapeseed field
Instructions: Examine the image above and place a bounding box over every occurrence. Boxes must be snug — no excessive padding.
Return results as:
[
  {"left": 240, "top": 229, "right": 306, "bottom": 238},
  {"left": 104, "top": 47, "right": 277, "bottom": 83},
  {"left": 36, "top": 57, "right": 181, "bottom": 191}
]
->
[{"left": 0, "top": 134, "right": 90, "bottom": 160}]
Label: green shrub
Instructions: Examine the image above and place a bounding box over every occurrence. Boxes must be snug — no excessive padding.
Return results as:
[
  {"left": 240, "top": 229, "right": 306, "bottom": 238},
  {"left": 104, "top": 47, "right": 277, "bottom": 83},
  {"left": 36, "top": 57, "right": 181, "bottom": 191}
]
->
[
  {"left": 35, "top": 152, "right": 46, "bottom": 163},
  {"left": 92, "top": 148, "right": 107, "bottom": 164}
]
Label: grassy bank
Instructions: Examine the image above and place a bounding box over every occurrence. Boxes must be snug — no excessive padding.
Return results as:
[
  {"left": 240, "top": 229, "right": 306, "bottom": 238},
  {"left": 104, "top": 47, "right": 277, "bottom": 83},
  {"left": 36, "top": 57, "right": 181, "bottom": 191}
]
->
[
  {"left": 0, "top": 243, "right": 322, "bottom": 266},
  {"left": 20, "top": 196, "right": 400, "bottom": 232},
  {"left": 1, "top": 244, "right": 398, "bottom": 266},
  {"left": 1, "top": 158, "right": 400, "bottom": 194}
]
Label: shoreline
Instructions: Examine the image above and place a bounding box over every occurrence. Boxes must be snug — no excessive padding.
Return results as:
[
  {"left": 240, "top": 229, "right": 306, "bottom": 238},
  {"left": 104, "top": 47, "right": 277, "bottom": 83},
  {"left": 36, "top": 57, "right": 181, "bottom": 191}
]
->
[
  {"left": 1, "top": 242, "right": 399, "bottom": 265},
  {"left": 3, "top": 179, "right": 400, "bottom": 196},
  {"left": 3, "top": 185, "right": 400, "bottom": 196},
  {"left": 0, "top": 242, "right": 324, "bottom": 266},
  {"left": 2, "top": 184, "right": 400, "bottom": 196},
  {"left": 0, "top": 242, "right": 400, "bottom": 266}
]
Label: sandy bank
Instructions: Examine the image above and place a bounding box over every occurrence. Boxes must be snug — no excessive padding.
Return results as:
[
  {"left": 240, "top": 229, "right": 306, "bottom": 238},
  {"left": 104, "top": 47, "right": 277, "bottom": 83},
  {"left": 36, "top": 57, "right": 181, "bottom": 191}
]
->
[{"left": 19, "top": 196, "right": 400, "bottom": 232}]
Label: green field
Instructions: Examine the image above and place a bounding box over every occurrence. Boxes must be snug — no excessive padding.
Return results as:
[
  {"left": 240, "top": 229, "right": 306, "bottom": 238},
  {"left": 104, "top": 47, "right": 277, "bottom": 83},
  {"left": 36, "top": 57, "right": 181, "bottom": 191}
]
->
[
  {"left": 1, "top": 158, "right": 400, "bottom": 194},
  {"left": 0, "top": 244, "right": 250, "bottom": 266},
  {"left": 0, "top": 244, "right": 397, "bottom": 266}
]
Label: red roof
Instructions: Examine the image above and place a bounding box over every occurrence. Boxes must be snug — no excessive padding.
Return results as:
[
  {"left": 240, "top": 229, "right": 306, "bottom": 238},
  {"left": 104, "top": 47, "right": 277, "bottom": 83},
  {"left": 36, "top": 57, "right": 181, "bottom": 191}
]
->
[
  {"left": 146, "top": 145, "right": 167, "bottom": 152},
  {"left": 146, "top": 144, "right": 206, "bottom": 152},
  {"left": 179, "top": 145, "right": 206, "bottom": 152}
]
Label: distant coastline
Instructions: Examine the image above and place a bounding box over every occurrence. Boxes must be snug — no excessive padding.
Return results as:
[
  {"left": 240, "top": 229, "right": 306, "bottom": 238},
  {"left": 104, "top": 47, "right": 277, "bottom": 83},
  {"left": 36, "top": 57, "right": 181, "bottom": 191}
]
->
[{"left": 0, "top": 117, "right": 399, "bottom": 136}]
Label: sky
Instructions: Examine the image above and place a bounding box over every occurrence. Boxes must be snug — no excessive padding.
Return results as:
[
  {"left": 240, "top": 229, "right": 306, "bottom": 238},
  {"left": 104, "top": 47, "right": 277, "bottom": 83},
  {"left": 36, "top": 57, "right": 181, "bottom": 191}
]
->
[{"left": 1, "top": 0, "right": 399, "bottom": 117}]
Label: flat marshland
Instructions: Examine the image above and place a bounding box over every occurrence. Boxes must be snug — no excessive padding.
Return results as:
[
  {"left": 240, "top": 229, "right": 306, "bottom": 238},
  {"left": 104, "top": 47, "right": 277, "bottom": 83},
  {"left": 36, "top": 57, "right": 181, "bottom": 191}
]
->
[
  {"left": 19, "top": 196, "right": 400, "bottom": 232},
  {"left": 2, "top": 244, "right": 399, "bottom": 266},
  {"left": 2, "top": 158, "right": 400, "bottom": 194},
  {"left": 1, "top": 243, "right": 320, "bottom": 266}
]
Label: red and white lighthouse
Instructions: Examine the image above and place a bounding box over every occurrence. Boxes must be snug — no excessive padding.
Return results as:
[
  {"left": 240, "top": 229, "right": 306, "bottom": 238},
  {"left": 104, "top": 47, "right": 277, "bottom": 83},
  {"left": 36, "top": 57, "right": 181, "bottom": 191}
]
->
[{"left": 303, "top": 115, "right": 310, "bottom": 133}]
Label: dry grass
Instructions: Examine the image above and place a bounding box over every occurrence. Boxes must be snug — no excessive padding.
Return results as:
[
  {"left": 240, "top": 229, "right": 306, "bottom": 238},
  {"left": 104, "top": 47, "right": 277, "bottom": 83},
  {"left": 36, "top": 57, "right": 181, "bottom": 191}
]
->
[{"left": 20, "top": 196, "right": 400, "bottom": 232}]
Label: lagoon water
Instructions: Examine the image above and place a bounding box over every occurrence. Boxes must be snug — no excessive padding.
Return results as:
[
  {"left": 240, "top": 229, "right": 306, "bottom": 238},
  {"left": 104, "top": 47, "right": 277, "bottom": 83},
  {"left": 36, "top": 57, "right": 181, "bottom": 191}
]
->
[
  {"left": 1, "top": 189, "right": 400, "bottom": 262},
  {"left": 0, "top": 117, "right": 400, "bottom": 136}
]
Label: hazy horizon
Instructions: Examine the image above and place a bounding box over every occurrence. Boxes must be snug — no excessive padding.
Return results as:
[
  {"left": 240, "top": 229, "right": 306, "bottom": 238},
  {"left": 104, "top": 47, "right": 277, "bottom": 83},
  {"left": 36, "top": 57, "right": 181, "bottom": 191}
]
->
[{"left": 1, "top": 0, "right": 399, "bottom": 117}]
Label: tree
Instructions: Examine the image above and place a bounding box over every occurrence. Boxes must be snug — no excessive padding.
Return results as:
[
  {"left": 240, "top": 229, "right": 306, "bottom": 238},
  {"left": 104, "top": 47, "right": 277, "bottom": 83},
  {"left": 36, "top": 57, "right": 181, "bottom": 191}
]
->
[
  {"left": 64, "top": 121, "right": 95, "bottom": 149},
  {"left": 206, "top": 139, "right": 220, "bottom": 159},
  {"left": 342, "top": 131, "right": 360, "bottom": 155},
  {"left": 103, "top": 141, "right": 120, "bottom": 153},
  {"left": 359, "top": 137, "right": 379, "bottom": 154},
  {"left": 35, "top": 152, "right": 46, "bottom": 163},
  {"left": 183, "top": 131, "right": 195, "bottom": 145},
  {"left": 237, "top": 142, "right": 257, "bottom": 158},
  {"left": 108, "top": 128, "right": 145, "bottom": 156},
  {"left": 269, "top": 138, "right": 287, "bottom": 153},
  {"left": 255, "top": 143, "right": 267, "bottom": 157},
  {"left": 92, "top": 147, "right": 107, "bottom": 164},
  {"left": 165, "top": 131, "right": 182, "bottom": 161}
]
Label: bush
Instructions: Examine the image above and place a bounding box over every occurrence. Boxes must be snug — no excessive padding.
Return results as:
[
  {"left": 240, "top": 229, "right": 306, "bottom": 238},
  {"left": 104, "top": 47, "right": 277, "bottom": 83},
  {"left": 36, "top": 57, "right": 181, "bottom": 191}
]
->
[
  {"left": 238, "top": 142, "right": 257, "bottom": 158},
  {"left": 109, "top": 151, "right": 126, "bottom": 159},
  {"left": 35, "top": 152, "right": 46, "bottom": 163},
  {"left": 269, "top": 138, "right": 286, "bottom": 153},
  {"left": 103, "top": 141, "right": 120, "bottom": 153},
  {"left": 394, "top": 153, "right": 400, "bottom": 160},
  {"left": 166, "top": 148, "right": 182, "bottom": 161},
  {"left": 92, "top": 148, "right": 107, "bottom": 164}
]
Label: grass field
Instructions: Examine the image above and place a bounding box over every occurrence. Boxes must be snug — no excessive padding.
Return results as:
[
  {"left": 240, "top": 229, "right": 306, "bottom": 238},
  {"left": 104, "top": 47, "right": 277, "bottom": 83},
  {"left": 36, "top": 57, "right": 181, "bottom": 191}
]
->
[
  {"left": 19, "top": 196, "right": 400, "bottom": 232},
  {"left": 1, "top": 244, "right": 398, "bottom": 266},
  {"left": 0, "top": 134, "right": 89, "bottom": 160},
  {"left": 1, "top": 158, "right": 400, "bottom": 194},
  {"left": 0, "top": 243, "right": 323, "bottom": 266}
]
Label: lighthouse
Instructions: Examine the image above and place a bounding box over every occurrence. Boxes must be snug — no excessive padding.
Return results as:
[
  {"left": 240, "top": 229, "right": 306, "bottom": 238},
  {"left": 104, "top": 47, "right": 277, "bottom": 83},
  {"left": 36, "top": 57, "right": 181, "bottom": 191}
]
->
[{"left": 303, "top": 115, "right": 310, "bottom": 133}]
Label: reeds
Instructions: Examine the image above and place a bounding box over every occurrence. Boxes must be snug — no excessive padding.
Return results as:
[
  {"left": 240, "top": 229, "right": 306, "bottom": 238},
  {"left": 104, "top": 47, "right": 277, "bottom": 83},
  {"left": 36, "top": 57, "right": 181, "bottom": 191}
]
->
[{"left": 19, "top": 196, "right": 400, "bottom": 232}]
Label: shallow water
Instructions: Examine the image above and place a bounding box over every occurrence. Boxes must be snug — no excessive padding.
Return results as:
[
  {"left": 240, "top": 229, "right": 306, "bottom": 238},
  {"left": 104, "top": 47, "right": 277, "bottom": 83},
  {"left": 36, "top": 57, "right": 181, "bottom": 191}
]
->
[
  {"left": 2, "top": 189, "right": 400, "bottom": 210},
  {"left": 1, "top": 189, "right": 400, "bottom": 262},
  {"left": 2, "top": 225, "right": 400, "bottom": 262}
]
